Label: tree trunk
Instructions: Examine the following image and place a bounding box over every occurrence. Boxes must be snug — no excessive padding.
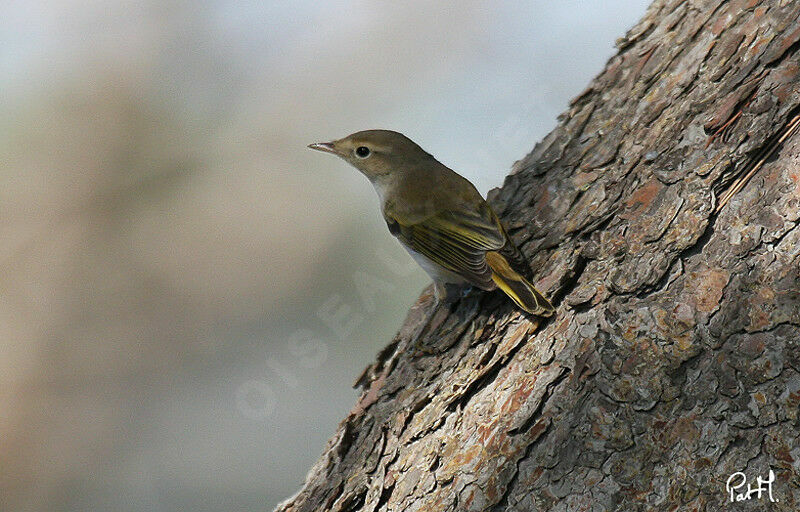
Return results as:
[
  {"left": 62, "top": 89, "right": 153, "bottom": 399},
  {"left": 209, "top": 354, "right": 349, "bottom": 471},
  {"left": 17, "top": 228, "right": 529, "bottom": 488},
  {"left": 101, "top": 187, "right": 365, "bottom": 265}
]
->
[{"left": 277, "top": 1, "right": 800, "bottom": 510}]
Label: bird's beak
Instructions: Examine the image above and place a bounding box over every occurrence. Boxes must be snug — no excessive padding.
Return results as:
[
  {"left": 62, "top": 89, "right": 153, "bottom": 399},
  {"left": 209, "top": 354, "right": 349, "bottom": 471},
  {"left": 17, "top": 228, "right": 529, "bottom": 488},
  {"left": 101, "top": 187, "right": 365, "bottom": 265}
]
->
[{"left": 307, "top": 141, "right": 337, "bottom": 154}]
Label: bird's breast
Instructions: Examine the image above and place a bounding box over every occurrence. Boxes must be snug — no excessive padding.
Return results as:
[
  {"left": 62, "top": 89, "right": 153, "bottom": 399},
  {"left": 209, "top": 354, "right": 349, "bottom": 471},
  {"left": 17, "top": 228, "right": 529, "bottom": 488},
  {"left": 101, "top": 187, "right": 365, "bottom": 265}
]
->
[{"left": 370, "top": 176, "right": 393, "bottom": 205}]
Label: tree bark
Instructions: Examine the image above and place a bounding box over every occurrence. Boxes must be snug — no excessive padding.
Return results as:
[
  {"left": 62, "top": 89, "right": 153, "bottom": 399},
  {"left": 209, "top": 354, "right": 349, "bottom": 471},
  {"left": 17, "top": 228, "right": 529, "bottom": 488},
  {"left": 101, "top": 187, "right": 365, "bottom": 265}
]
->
[{"left": 277, "top": 1, "right": 800, "bottom": 510}]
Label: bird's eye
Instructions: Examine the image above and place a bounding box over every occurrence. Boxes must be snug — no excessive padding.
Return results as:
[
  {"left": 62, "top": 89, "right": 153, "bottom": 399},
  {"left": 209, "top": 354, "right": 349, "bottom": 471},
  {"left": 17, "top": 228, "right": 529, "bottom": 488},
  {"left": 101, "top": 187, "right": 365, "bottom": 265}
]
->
[{"left": 355, "top": 146, "right": 371, "bottom": 158}]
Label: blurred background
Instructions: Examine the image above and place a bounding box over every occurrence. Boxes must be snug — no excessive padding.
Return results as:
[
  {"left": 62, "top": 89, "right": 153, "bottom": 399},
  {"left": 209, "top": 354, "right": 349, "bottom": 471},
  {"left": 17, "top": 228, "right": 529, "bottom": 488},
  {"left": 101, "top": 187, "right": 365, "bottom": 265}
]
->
[{"left": 1, "top": 1, "right": 650, "bottom": 510}]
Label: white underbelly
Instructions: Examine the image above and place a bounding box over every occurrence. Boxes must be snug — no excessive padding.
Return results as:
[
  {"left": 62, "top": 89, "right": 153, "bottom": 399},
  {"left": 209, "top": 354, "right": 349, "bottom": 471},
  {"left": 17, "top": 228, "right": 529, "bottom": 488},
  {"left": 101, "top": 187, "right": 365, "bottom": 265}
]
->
[{"left": 403, "top": 244, "right": 468, "bottom": 285}]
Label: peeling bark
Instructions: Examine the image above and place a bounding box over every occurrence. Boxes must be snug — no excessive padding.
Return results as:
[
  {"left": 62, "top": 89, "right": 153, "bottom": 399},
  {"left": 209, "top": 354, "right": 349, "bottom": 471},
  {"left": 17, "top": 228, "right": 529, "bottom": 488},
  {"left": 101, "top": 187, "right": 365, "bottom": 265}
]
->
[{"left": 278, "top": 1, "right": 800, "bottom": 510}]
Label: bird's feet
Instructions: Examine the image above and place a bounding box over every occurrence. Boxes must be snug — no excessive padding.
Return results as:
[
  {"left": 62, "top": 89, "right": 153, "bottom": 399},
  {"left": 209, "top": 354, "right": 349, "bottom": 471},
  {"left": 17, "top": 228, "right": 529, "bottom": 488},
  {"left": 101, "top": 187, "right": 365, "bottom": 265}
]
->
[{"left": 412, "top": 282, "right": 470, "bottom": 355}]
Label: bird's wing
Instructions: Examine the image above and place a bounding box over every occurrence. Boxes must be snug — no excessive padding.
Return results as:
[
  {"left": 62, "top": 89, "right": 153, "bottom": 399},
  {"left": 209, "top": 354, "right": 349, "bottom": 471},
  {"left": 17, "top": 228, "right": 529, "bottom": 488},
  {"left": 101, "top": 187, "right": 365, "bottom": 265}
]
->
[{"left": 386, "top": 203, "right": 506, "bottom": 288}]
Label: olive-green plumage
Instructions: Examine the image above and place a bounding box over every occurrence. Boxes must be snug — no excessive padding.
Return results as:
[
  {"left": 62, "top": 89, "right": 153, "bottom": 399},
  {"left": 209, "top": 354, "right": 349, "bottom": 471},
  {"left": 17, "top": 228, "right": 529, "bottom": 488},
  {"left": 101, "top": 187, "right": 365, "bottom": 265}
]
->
[{"left": 308, "top": 130, "right": 554, "bottom": 316}]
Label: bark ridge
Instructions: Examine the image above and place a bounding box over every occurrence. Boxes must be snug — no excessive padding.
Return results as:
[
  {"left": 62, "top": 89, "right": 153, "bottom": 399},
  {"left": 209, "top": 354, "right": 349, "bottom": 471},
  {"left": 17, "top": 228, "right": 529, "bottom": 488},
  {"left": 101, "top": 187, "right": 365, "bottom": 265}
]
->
[{"left": 278, "top": 1, "right": 800, "bottom": 510}]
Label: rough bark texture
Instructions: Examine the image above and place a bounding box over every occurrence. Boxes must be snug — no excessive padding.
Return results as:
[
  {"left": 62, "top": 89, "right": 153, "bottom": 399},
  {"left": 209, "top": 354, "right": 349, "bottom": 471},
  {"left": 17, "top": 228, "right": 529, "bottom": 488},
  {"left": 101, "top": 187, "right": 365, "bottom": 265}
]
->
[{"left": 277, "top": 1, "right": 800, "bottom": 510}]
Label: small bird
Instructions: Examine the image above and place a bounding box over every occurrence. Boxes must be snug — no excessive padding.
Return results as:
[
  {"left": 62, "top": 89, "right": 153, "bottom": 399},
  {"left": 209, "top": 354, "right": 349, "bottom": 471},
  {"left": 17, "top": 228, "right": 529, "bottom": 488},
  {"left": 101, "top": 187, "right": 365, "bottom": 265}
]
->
[{"left": 308, "top": 130, "right": 554, "bottom": 317}]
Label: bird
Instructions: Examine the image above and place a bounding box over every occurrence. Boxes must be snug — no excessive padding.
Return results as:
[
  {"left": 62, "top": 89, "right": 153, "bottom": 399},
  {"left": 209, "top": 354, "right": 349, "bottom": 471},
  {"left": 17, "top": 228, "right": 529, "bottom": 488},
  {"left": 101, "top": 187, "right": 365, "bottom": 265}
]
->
[{"left": 308, "top": 129, "right": 554, "bottom": 317}]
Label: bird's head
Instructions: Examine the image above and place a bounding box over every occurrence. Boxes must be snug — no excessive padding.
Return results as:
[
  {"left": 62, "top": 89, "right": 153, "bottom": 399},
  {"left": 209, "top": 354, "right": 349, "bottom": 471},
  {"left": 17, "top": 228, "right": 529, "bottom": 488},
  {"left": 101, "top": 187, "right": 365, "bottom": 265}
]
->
[{"left": 308, "top": 129, "right": 431, "bottom": 181}]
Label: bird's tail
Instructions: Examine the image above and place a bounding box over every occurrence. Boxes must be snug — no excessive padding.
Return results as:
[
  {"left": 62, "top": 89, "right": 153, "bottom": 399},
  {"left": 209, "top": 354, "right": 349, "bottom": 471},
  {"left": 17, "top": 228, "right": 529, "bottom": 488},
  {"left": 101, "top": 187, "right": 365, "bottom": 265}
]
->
[{"left": 485, "top": 251, "right": 555, "bottom": 316}]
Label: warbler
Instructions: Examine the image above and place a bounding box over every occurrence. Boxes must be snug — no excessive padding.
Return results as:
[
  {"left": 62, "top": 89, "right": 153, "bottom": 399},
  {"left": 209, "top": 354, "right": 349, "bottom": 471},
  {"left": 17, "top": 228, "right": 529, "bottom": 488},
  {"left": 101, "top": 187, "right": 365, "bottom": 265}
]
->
[{"left": 308, "top": 130, "right": 554, "bottom": 317}]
